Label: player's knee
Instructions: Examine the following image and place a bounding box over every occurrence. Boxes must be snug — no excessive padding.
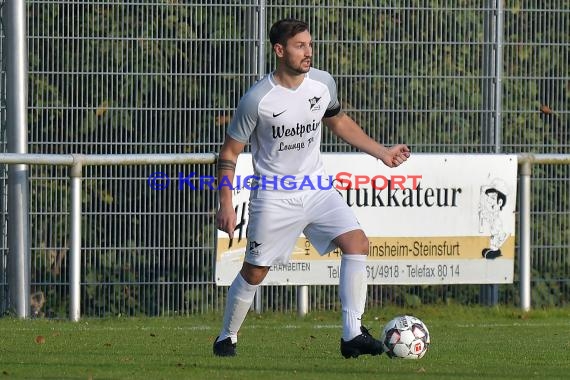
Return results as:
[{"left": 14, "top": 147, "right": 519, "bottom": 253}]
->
[
  {"left": 240, "top": 263, "right": 269, "bottom": 285},
  {"left": 335, "top": 229, "right": 369, "bottom": 255},
  {"left": 356, "top": 234, "right": 369, "bottom": 255},
  {"left": 347, "top": 232, "right": 369, "bottom": 254}
]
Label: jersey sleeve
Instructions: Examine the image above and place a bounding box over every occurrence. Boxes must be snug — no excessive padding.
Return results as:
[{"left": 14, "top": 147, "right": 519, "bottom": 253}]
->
[
  {"left": 323, "top": 74, "right": 341, "bottom": 118},
  {"left": 226, "top": 92, "right": 259, "bottom": 143},
  {"left": 310, "top": 69, "right": 341, "bottom": 118}
]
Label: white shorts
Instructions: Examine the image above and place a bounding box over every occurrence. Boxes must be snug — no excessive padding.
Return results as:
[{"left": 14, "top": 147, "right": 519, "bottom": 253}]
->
[{"left": 244, "top": 189, "right": 361, "bottom": 266}]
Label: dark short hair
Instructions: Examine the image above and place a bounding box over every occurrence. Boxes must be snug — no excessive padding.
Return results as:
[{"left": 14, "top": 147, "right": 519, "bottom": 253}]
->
[
  {"left": 485, "top": 188, "right": 507, "bottom": 209},
  {"left": 269, "top": 18, "right": 309, "bottom": 46}
]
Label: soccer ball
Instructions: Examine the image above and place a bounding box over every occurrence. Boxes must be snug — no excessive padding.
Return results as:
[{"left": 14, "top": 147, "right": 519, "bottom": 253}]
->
[{"left": 380, "top": 315, "right": 430, "bottom": 359}]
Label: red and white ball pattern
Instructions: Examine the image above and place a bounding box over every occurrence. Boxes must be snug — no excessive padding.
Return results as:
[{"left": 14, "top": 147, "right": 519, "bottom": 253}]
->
[{"left": 381, "top": 315, "right": 430, "bottom": 359}]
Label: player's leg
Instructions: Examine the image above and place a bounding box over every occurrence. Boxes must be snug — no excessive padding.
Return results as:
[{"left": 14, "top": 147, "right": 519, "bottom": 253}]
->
[
  {"left": 333, "top": 230, "right": 369, "bottom": 341},
  {"left": 303, "top": 189, "right": 382, "bottom": 358},
  {"left": 334, "top": 231, "right": 382, "bottom": 358},
  {"left": 213, "top": 262, "right": 269, "bottom": 356},
  {"left": 214, "top": 196, "right": 305, "bottom": 356}
]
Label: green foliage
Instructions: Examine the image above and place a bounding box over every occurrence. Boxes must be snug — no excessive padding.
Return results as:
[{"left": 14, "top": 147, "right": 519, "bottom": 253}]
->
[{"left": 21, "top": 2, "right": 570, "bottom": 317}]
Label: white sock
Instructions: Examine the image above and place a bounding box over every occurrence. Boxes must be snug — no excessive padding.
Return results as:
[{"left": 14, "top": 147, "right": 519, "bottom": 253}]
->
[
  {"left": 339, "top": 254, "right": 368, "bottom": 341},
  {"left": 217, "top": 273, "right": 258, "bottom": 344}
]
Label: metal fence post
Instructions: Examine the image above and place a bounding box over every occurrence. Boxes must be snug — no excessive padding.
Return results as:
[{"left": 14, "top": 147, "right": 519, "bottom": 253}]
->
[
  {"left": 519, "top": 160, "right": 532, "bottom": 311},
  {"left": 257, "top": 0, "right": 266, "bottom": 75},
  {"left": 5, "top": 0, "right": 30, "bottom": 319},
  {"left": 252, "top": 0, "right": 266, "bottom": 315},
  {"left": 69, "top": 158, "right": 83, "bottom": 321},
  {"left": 297, "top": 285, "right": 308, "bottom": 317},
  {"left": 493, "top": 0, "right": 504, "bottom": 153},
  {"left": 480, "top": 0, "right": 505, "bottom": 306}
]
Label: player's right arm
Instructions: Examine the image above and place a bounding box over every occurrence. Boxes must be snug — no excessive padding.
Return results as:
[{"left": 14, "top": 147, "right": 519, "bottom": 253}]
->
[
  {"left": 217, "top": 80, "right": 262, "bottom": 235},
  {"left": 216, "top": 135, "right": 246, "bottom": 235}
]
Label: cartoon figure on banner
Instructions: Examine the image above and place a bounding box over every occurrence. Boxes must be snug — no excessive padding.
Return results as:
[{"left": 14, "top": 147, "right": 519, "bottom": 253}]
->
[{"left": 478, "top": 178, "right": 509, "bottom": 259}]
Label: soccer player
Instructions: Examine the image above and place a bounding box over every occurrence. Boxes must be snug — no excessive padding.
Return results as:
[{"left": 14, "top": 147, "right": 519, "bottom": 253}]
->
[{"left": 214, "top": 18, "right": 410, "bottom": 358}]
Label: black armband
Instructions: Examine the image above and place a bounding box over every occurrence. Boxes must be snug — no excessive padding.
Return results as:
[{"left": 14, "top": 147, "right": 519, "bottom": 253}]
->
[
  {"left": 323, "top": 105, "right": 341, "bottom": 118},
  {"left": 217, "top": 159, "right": 236, "bottom": 172}
]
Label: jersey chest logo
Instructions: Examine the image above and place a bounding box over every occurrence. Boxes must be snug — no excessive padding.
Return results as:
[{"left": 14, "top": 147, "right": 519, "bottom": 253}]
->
[{"left": 308, "top": 96, "right": 322, "bottom": 111}]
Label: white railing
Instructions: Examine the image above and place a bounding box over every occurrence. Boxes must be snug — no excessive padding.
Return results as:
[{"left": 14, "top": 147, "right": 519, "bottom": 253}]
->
[
  {"left": 1, "top": 153, "right": 569, "bottom": 320},
  {"left": 1, "top": 153, "right": 217, "bottom": 321},
  {"left": 516, "top": 154, "right": 570, "bottom": 311}
]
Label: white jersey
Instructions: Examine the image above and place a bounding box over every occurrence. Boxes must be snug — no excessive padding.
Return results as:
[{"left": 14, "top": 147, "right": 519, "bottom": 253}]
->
[{"left": 227, "top": 68, "right": 341, "bottom": 198}]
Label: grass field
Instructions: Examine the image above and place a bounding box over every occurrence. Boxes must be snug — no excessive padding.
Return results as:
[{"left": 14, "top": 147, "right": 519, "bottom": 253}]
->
[{"left": 0, "top": 305, "right": 569, "bottom": 379}]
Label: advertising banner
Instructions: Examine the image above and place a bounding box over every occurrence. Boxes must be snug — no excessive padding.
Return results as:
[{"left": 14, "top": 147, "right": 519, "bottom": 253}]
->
[{"left": 216, "top": 154, "right": 518, "bottom": 286}]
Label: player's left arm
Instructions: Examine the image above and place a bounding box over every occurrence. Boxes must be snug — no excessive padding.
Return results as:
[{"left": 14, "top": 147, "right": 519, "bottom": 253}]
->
[{"left": 323, "top": 112, "right": 410, "bottom": 168}]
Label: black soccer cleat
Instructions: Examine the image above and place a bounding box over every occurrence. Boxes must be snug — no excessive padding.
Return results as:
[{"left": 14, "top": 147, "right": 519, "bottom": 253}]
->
[
  {"left": 340, "top": 326, "right": 383, "bottom": 358},
  {"left": 213, "top": 336, "right": 236, "bottom": 357}
]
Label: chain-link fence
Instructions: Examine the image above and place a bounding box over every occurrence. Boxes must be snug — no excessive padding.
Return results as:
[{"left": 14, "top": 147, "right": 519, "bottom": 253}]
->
[{"left": 0, "top": 1, "right": 568, "bottom": 317}]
